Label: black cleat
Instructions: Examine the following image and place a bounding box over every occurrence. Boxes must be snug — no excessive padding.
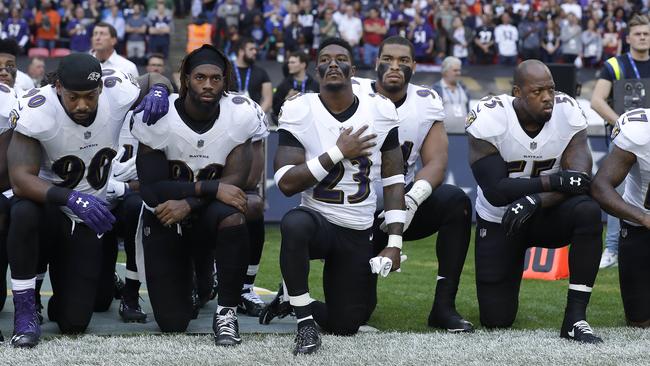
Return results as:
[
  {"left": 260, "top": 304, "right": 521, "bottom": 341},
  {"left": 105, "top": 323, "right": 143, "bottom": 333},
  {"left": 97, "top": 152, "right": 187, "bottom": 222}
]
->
[
  {"left": 35, "top": 293, "right": 43, "bottom": 325},
  {"left": 561, "top": 319, "right": 603, "bottom": 344},
  {"left": 119, "top": 296, "right": 147, "bottom": 323},
  {"left": 114, "top": 272, "right": 125, "bottom": 300},
  {"left": 191, "top": 287, "right": 200, "bottom": 319},
  {"left": 293, "top": 323, "right": 321, "bottom": 355},
  {"left": 209, "top": 270, "right": 218, "bottom": 301},
  {"left": 259, "top": 284, "right": 293, "bottom": 325},
  {"left": 428, "top": 306, "right": 474, "bottom": 333},
  {"left": 213, "top": 308, "right": 242, "bottom": 346},
  {"left": 238, "top": 288, "right": 266, "bottom": 317}
]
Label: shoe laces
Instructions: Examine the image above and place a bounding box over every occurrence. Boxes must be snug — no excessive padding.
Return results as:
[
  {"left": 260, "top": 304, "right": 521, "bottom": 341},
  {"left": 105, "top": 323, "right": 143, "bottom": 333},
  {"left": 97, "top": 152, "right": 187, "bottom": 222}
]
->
[
  {"left": 573, "top": 320, "right": 594, "bottom": 335},
  {"left": 242, "top": 289, "right": 265, "bottom": 305},
  {"left": 295, "top": 324, "right": 319, "bottom": 346},
  {"left": 216, "top": 310, "right": 239, "bottom": 337}
]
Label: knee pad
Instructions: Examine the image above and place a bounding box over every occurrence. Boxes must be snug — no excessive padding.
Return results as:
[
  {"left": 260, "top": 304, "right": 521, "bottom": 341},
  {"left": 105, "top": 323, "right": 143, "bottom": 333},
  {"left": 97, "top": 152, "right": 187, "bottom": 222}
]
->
[
  {"left": 280, "top": 210, "right": 317, "bottom": 248},
  {"left": 435, "top": 185, "right": 472, "bottom": 221},
  {"left": 571, "top": 197, "right": 603, "bottom": 236}
]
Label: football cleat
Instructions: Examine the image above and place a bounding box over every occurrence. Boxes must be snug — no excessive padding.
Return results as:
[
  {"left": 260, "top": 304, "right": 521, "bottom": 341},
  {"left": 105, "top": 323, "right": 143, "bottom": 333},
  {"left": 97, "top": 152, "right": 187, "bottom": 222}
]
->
[
  {"left": 119, "top": 296, "right": 147, "bottom": 323},
  {"left": 114, "top": 272, "right": 125, "bottom": 300},
  {"left": 561, "top": 319, "right": 603, "bottom": 344},
  {"left": 259, "top": 283, "right": 293, "bottom": 325},
  {"left": 213, "top": 308, "right": 242, "bottom": 346},
  {"left": 35, "top": 292, "right": 43, "bottom": 325},
  {"left": 599, "top": 248, "right": 618, "bottom": 269},
  {"left": 428, "top": 306, "right": 474, "bottom": 333},
  {"left": 238, "top": 287, "right": 266, "bottom": 317},
  {"left": 191, "top": 286, "right": 200, "bottom": 319},
  {"left": 11, "top": 289, "right": 41, "bottom": 348},
  {"left": 293, "top": 323, "right": 321, "bottom": 355},
  {"left": 209, "top": 270, "right": 218, "bottom": 301}
]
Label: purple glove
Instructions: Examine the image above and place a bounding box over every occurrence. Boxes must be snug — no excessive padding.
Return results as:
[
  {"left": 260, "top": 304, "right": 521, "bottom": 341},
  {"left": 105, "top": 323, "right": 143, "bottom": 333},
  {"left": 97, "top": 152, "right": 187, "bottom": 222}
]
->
[
  {"left": 133, "top": 84, "right": 169, "bottom": 125},
  {"left": 66, "top": 191, "right": 116, "bottom": 234}
]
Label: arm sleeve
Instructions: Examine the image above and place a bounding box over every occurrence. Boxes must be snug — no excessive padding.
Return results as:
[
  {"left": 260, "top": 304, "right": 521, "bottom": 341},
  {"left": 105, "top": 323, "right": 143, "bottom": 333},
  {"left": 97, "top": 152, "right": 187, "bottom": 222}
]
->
[
  {"left": 380, "top": 127, "right": 399, "bottom": 152},
  {"left": 471, "top": 153, "right": 545, "bottom": 207},
  {"left": 137, "top": 148, "right": 202, "bottom": 207}
]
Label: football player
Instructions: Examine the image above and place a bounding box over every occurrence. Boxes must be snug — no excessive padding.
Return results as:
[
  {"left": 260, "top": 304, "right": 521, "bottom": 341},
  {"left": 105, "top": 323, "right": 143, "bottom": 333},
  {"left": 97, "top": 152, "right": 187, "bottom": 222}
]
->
[
  {"left": 467, "top": 60, "right": 603, "bottom": 343},
  {"left": 6, "top": 53, "right": 171, "bottom": 347},
  {"left": 131, "top": 45, "right": 260, "bottom": 346},
  {"left": 592, "top": 108, "right": 650, "bottom": 328},
  {"left": 271, "top": 38, "right": 405, "bottom": 355},
  {"left": 352, "top": 36, "right": 473, "bottom": 332}
]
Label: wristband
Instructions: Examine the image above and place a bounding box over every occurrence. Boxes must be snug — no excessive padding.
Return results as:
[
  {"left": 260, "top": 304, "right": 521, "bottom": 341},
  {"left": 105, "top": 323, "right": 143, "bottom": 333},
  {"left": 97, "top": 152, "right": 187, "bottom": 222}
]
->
[
  {"left": 384, "top": 209, "right": 406, "bottom": 224},
  {"left": 326, "top": 145, "right": 345, "bottom": 164},
  {"left": 199, "top": 180, "right": 220, "bottom": 197},
  {"left": 387, "top": 234, "right": 403, "bottom": 250},
  {"left": 306, "top": 156, "right": 329, "bottom": 181},
  {"left": 274, "top": 165, "right": 295, "bottom": 186},
  {"left": 382, "top": 174, "right": 405, "bottom": 187},
  {"left": 46, "top": 186, "right": 73, "bottom": 205},
  {"left": 406, "top": 179, "right": 432, "bottom": 206}
]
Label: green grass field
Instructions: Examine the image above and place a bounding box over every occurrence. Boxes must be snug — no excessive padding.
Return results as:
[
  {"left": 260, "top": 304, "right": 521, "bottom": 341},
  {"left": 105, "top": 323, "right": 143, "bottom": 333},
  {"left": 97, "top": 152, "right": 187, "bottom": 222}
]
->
[{"left": 237, "top": 225, "right": 624, "bottom": 332}]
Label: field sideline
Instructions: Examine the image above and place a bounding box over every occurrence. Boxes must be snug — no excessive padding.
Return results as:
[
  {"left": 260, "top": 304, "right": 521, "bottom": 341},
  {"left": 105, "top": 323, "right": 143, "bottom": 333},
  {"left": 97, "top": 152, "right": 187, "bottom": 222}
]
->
[{"left": 1, "top": 225, "right": 634, "bottom": 365}]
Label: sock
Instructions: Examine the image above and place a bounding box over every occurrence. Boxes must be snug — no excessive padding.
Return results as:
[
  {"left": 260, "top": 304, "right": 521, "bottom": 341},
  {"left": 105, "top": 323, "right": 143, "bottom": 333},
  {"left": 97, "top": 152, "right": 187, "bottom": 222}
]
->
[
  {"left": 124, "top": 278, "right": 140, "bottom": 300},
  {"left": 565, "top": 285, "right": 592, "bottom": 323},
  {"left": 432, "top": 277, "right": 459, "bottom": 310},
  {"left": 290, "top": 293, "right": 314, "bottom": 329},
  {"left": 11, "top": 277, "right": 36, "bottom": 291},
  {"left": 245, "top": 217, "right": 265, "bottom": 286}
]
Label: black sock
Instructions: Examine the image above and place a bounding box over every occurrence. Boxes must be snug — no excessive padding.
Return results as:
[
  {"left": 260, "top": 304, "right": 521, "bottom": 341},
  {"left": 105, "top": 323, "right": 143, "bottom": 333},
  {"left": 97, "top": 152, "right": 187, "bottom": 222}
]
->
[
  {"left": 295, "top": 304, "right": 315, "bottom": 329},
  {"left": 245, "top": 218, "right": 265, "bottom": 286},
  {"left": 565, "top": 288, "right": 591, "bottom": 323},
  {"left": 432, "top": 278, "right": 459, "bottom": 311},
  {"left": 124, "top": 278, "right": 140, "bottom": 299}
]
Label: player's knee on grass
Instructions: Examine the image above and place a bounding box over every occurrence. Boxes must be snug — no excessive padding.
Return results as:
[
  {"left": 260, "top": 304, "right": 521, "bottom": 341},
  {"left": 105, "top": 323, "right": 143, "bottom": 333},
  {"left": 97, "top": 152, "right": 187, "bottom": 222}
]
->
[
  {"left": 156, "top": 314, "right": 191, "bottom": 333},
  {"left": 324, "top": 304, "right": 368, "bottom": 336},
  {"left": 57, "top": 314, "right": 92, "bottom": 334},
  {"left": 570, "top": 197, "right": 603, "bottom": 236},
  {"left": 245, "top": 194, "right": 264, "bottom": 222},
  {"left": 477, "top": 279, "right": 519, "bottom": 328}
]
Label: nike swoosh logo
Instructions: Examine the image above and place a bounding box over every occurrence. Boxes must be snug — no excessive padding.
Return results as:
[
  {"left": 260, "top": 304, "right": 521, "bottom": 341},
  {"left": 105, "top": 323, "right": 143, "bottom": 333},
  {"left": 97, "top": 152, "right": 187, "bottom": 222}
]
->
[{"left": 568, "top": 329, "right": 575, "bottom": 337}]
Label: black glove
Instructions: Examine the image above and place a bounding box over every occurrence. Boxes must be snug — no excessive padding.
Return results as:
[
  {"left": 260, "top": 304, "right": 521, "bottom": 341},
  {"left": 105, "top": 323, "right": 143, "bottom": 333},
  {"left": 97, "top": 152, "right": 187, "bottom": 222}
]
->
[
  {"left": 502, "top": 194, "right": 541, "bottom": 237},
  {"left": 549, "top": 170, "right": 591, "bottom": 195}
]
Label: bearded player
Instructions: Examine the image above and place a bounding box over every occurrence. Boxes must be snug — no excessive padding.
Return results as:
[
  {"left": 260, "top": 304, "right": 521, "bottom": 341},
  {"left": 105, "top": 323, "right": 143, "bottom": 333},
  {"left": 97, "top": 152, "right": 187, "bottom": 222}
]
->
[{"left": 467, "top": 60, "right": 602, "bottom": 343}]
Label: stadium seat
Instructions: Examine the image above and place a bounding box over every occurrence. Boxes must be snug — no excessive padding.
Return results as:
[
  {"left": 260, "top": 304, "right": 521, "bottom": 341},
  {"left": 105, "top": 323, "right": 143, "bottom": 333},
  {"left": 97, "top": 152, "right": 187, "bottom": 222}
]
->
[
  {"left": 28, "top": 48, "right": 49, "bottom": 58},
  {"left": 51, "top": 48, "right": 71, "bottom": 58}
]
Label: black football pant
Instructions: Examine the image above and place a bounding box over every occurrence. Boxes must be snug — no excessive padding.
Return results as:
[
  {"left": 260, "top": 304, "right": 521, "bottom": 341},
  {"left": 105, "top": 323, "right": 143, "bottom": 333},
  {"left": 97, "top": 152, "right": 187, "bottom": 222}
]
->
[
  {"left": 0, "top": 195, "right": 10, "bottom": 311},
  {"left": 618, "top": 221, "right": 650, "bottom": 325},
  {"left": 8, "top": 198, "right": 107, "bottom": 333},
  {"left": 95, "top": 193, "right": 143, "bottom": 311},
  {"left": 280, "top": 207, "right": 374, "bottom": 336},
  {"left": 475, "top": 195, "right": 602, "bottom": 328},
  {"left": 369, "top": 184, "right": 471, "bottom": 316},
  {"left": 142, "top": 200, "right": 249, "bottom": 332}
]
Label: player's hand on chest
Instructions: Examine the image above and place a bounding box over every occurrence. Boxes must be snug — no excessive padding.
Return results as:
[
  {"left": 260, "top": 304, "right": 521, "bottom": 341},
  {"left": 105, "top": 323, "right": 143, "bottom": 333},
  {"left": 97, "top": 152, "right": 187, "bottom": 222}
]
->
[{"left": 336, "top": 124, "right": 377, "bottom": 159}]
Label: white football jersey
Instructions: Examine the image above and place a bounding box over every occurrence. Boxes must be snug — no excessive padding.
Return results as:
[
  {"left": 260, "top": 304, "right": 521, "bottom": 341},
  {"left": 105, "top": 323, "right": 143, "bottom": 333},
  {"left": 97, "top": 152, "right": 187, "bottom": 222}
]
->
[
  {"left": 251, "top": 99, "right": 269, "bottom": 142},
  {"left": 0, "top": 83, "right": 18, "bottom": 134},
  {"left": 278, "top": 91, "right": 400, "bottom": 230},
  {"left": 131, "top": 93, "right": 261, "bottom": 180},
  {"left": 466, "top": 93, "right": 587, "bottom": 223},
  {"left": 13, "top": 69, "right": 140, "bottom": 220},
  {"left": 613, "top": 108, "right": 650, "bottom": 223},
  {"left": 353, "top": 77, "right": 445, "bottom": 207}
]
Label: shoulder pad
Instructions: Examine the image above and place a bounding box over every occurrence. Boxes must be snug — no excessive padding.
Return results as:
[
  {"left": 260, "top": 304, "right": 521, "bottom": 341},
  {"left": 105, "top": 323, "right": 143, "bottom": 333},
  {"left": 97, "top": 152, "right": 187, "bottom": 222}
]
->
[
  {"left": 130, "top": 95, "right": 175, "bottom": 149},
  {"left": 615, "top": 109, "right": 650, "bottom": 147},
  {"left": 277, "top": 93, "right": 311, "bottom": 134},
  {"left": 351, "top": 77, "right": 373, "bottom": 94},
  {"left": 409, "top": 83, "right": 444, "bottom": 122},
  {"left": 13, "top": 86, "right": 58, "bottom": 138},
  {"left": 368, "top": 92, "right": 398, "bottom": 121},
  {"left": 554, "top": 92, "right": 587, "bottom": 129},
  {"left": 225, "top": 96, "right": 260, "bottom": 143},
  {"left": 465, "top": 94, "right": 508, "bottom": 140}
]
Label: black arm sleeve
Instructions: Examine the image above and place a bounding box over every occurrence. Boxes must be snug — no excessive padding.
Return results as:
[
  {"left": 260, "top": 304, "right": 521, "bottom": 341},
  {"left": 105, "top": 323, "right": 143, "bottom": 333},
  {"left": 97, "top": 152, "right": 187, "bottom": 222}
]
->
[
  {"left": 471, "top": 153, "right": 546, "bottom": 207},
  {"left": 273, "top": 79, "right": 291, "bottom": 117},
  {"left": 278, "top": 129, "right": 304, "bottom": 148},
  {"left": 136, "top": 148, "right": 200, "bottom": 207},
  {"left": 380, "top": 127, "right": 400, "bottom": 152}
]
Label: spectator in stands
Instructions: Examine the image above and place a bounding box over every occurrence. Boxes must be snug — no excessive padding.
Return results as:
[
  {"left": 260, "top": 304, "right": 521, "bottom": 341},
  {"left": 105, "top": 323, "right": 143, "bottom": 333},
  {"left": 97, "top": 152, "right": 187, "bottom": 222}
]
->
[
  {"left": 336, "top": 5, "right": 362, "bottom": 63},
  {"left": 451, "top": 15, "right": 470, "bottom": 65},
  {"left": 145, "top": 53, "right": 165, "bottom": 74},
  {"left": 434, "top": 18, "right": 448, "bottom": 64},
  {"left": 473, "top": 14, "right": 495, "bottom": 65},
  {"left": 388, "top": 0, "right": 413, "bottom": 38},
  {"left": 284, "top": 11, "right": 303, "bottom": 54},
  {"left": 297, "top": 0, "right": 316, "bottom": 49},
  {"left": 27, "top": 57, "right": 45, "bottom": 88},
  {"left": 602, "top": 18, "right": 622, "bottom": 60},
  {"left": 59, "top": 0, "right": 76, "bottom": 27},
  {"left": 319, "top": 8, "right": 338, "bottom": 39},
  {"left": 272, "top": 51, "right": 319, "bottom": 117},
  {"left": 561, "top": 0, "right": 582, "bottom": 20},
  {"left": 542, "top": 18, "right": 560, "bottom": 63},
  {"left": 494, "top": 12, "right": 518, "bottom": 66},
  {"left": 264, "top": 0, "right": 287, "bottom": 21},
  {"left": 148, "top": 1, "right": 172, "bottom": 58},
  {"left": 91, "top": 22, "right": 139, "bottom": 77},
  {"left": 102, "top": 2, "right": 126, "bottom": 43},
  {"left": 2, "top": 8, "right": 30, "bottom": 52},
  {"left": 512, "top": 0, "right": 530, "bottom": 18},
  {"left": 459, "top": 4, "right": 476, "bottom": 30},
  {"left": 35, "top": 0, "right": 61, "bottom": 51},
  {"left": 125, "top": 4, "right": 147, "bottom": 64},
  {"left": 363, "top": 7, "right": 387, "bottom": 67},
  {"left": 432, "top": 56, "right": 469, "bottom": 131},
  {"left": 519, "top": 10, "right": 543, "bottom": 61},
  {"left": 249, "top": 14, "right": 266, "bottom": 50},
  {"left": 409, "top": 11, "right": 435, "bottom": 63},
  {"left": 85, "top": 0, "right": 102, "bottom": 23},
  {"left": 235, "top": 37, "right": 272, "bottom": 113},
  {"left": 239, "top": 0, "right": 261, "bottom": 37},
  {"left": 217, "top": 0, "right": 240, "bottom": 28},
  {"left": 582, "top": 18, "right": 603, "bottom": 68},
  {"left": 67, "top": 6, "right": 92, "bottom": 52},
  {"left": 435, "top": 0, "right": 456, "bottom": 36},
  {"left": 560, "top": 13, "right": 582, "bottom": 64}
]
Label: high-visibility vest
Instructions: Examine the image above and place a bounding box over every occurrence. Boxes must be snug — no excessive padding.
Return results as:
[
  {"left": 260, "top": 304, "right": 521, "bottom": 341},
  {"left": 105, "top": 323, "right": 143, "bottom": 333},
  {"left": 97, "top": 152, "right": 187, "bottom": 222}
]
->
[
  {"left": 605, "top": 54, "right": 627, "bottom": 80},
  {"left": 187, "top": 23, "right": 213, "bottom": 54}
]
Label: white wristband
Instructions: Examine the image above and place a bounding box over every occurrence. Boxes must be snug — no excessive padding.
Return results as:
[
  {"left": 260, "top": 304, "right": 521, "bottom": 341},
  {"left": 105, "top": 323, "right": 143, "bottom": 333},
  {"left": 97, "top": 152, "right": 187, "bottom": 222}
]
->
[
  {"left": 406, "top": 179, "right": 432, "bottom": 206},
  {"left": 306, "top": 157, "right": 329, "bottom": 181},
  {"left": 387, "top": 234, "right": 403, "bottom": 250},
  {"left": 382, "top": 174, "right": 405, "bottom": 187},
  {"left": 274, "top": 165, "right": 295, "bottom": 186},
  {"left": 384, "top": 209, "right": 406, "bottom": 224},
  {"left": 327, "top": 145, "right": 345, "bottom": 164}
]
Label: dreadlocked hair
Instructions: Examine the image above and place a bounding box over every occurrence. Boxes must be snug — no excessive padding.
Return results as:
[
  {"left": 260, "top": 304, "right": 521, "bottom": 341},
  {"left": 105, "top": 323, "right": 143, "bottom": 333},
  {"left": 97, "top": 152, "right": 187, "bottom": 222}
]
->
[{"left": 179, "top": 44, "right": 234, "bottom": 99}]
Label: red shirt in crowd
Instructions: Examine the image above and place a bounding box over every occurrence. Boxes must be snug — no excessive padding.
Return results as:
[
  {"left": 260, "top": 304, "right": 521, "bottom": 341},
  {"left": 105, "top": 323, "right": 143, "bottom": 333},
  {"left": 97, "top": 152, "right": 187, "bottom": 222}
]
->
[{"left": 363, "top": 18, "right": 386, "bottom": 46}]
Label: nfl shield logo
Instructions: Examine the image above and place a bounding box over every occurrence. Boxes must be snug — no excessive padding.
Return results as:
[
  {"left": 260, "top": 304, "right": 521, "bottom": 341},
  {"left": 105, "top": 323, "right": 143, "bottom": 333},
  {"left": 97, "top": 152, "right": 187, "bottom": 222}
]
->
[
  {"left": 84, "top": 131, "right": 91, "bottom": 139},
  {"left": 479, "top": 228, "right": 487, "bottom": 238},
  {"left": 621, "top": 227, "right": 628, "bottom": 238},
  {"left": 144, "top": 226, "right": 150, "bottom": 237},
  {"left": 530, "top": 141, "right": 537, "bottom": 150},
  {"left": 197, "top": 139, "right": 204, "bottom": 148}
]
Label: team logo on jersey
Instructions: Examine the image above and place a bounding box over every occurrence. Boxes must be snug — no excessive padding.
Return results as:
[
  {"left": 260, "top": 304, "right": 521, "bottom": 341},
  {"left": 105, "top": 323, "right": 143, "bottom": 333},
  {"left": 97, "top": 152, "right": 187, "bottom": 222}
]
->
[
  {"left": 479, "top": 228, "right": 487, "bottom": 238},
  {"left": 465, "top": 110, "right": 477, "bottom": 129},
  {"left": 0, "top": 84, "right": 9, "bottom": 93},
  {"left": 416, "top": 89, "right": 433, "bottom": 98},
  {"left": 84, "top": 131, "right": 91, "bottom": 139},
  {"left": 144, "top": 226, "right": 150, "bottom": 237},
  {"left": 87, "top": 72, "right": 101, "bottom": 81},
  {"left": 8, "top": 109, "right": 19, "bottom": 128},
  {"left": 197, "top": 139, "right": 204, "bottom": 148},
  {"left": 351, "top": 79, "right": 360, "bottom": 85},
  {"left": 611, "top": 121, "right": 621, "bottom": 139},
  {"left": 530, "top": 141, "right": 537, "bottom": 150},
  {"left": 232, "top": 96, "right": 249, "bottom": 105}
]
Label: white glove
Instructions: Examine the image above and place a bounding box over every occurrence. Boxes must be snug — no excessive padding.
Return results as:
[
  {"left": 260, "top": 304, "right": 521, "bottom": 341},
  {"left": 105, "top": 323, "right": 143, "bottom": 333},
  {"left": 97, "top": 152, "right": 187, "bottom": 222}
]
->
[
  {"left": 111, "top": 147, "right": 138, "bottom": 182},
  {"left": 378, "top": 196, "right": 417, "bottom": 233},
  {"left": 106, "top": 178, "right": 127, "bottom": 202},
  {"left": 369, "top": 254, "right": 408, "bottom": 277}
]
